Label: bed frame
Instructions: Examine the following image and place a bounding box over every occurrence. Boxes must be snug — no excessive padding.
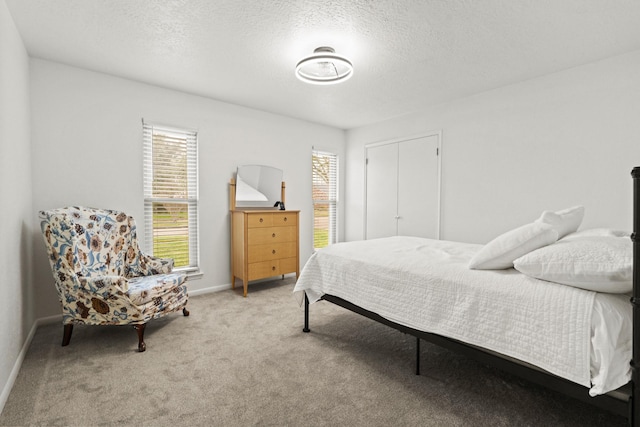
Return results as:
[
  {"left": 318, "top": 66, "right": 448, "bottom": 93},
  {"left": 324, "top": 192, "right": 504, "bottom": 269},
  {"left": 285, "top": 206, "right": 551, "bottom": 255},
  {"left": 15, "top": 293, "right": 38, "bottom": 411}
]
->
[{"left": 302, "top": 167, "right": 640, "bottom": 425}]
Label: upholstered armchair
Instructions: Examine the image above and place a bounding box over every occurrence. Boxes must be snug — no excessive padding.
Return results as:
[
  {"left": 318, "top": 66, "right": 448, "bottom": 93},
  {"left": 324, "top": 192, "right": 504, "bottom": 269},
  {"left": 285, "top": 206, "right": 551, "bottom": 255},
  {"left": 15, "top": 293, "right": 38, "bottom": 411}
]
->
[{"left": 39, "top": 206, "right": 189, "bottom": 352}]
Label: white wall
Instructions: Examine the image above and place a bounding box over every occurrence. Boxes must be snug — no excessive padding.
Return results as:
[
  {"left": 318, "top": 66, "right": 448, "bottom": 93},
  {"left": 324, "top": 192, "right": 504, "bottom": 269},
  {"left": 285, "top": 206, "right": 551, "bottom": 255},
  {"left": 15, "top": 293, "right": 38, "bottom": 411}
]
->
[
  {"left": 346, "top": 50, "right": 640, "bottom": 244},
  {"left": 0, "top": 0, "right": 34, "bottom": 411},
  {"left": 30, "top": 59, "right": 345, "bottom": 318}
]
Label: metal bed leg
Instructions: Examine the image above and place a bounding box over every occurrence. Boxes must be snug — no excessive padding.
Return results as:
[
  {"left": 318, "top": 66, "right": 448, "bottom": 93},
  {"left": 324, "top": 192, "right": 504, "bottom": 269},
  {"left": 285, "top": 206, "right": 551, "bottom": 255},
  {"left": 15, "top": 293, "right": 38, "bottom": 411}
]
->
[
  {"left": 631, "top": 167, "right": 640, "bottom": 426},
  {"left": 303, "top": 293, "right": 310, "bottom": 333},
  {"left": 416, "top": 336, "right": 421, "bottom": 375}
]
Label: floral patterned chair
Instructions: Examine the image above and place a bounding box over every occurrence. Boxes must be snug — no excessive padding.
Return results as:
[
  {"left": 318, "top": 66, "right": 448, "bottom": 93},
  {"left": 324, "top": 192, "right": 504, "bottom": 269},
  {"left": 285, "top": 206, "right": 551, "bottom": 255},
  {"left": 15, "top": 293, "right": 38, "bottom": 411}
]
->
[{"left": 39, "top": 206, "right": 189, "bottom": 352}]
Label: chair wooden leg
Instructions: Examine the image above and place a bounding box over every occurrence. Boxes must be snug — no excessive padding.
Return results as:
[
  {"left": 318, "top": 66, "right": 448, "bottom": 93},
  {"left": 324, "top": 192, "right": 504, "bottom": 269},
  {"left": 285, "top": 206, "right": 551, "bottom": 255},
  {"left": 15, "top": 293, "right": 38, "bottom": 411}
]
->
[
  {"left": 134, "top": 324, "right": 146, "bottom": 352},
  {"left": 62, "top": 324, "right": 73, "bottom": 347},
  {"left": 183, "top": 307, "right": 190, "bottom": 316}
]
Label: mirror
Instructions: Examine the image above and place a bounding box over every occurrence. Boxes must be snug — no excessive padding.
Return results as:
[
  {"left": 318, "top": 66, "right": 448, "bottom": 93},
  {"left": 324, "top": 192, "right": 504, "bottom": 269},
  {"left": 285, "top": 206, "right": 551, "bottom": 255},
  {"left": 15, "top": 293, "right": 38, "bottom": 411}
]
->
[{"left": 235, "top": 165, "right": 283, "bottom": 208}]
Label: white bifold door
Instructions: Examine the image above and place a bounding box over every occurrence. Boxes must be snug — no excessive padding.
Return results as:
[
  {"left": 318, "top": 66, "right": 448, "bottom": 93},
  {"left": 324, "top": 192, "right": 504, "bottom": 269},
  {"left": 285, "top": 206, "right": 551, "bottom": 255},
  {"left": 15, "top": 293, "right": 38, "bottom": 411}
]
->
[{"left": 365, "top": 134, "right": 440, "bottom": 240}]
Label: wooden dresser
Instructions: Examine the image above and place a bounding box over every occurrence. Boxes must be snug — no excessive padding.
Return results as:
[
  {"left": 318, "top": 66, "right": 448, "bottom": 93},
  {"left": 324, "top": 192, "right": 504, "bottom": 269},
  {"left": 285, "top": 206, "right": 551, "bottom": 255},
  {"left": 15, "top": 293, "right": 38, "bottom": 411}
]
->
[
  {"left": 231, "top": 210, "right": 300, "bottom": 297},
  {"left": 230, "top": 180, "right": 299, "bottom": 296}
]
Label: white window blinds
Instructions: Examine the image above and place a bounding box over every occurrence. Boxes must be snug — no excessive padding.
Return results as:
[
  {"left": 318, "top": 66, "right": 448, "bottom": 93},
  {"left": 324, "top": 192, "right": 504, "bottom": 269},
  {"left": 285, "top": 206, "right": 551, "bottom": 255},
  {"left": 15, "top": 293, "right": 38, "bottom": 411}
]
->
[
  {"left": 142, "top": 122, "right": 199, "bottom": 271},
  {"left": 312, "top": 150, "right": 338, "bottom": 249}
]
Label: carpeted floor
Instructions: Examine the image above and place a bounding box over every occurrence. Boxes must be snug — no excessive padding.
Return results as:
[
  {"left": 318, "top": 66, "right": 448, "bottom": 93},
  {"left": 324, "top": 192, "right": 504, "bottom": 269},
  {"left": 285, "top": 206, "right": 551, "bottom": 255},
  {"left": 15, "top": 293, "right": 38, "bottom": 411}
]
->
[{"left": 0, "top": 278, "right": 628, "bottom": 426}]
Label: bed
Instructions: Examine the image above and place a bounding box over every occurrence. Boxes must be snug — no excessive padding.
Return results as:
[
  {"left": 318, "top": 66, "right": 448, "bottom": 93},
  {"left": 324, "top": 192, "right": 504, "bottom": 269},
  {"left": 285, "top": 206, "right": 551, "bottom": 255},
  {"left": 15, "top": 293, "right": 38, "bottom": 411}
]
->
[{"left": 294, "top": 167, "right": 640, "bottom": 424}]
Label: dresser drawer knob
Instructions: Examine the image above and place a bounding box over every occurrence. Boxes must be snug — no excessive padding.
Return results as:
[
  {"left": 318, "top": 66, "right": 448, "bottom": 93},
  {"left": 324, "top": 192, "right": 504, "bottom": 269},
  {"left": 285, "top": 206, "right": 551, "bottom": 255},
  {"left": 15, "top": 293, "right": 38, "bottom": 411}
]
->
[
  {"left": 272, "top": 249, "right": 276, "bottom": 254},
  {"left": 272, "top": 233, "right": 276, "bottom": 238},
  {"left": 259, "top": 218, "right": 264, "bottom": 223},
  {"left": 284, "top": 217, "right": 288, "bottom": 222},
  {"left": 272, "top": 266, "right": 276, "bottom": 271}
]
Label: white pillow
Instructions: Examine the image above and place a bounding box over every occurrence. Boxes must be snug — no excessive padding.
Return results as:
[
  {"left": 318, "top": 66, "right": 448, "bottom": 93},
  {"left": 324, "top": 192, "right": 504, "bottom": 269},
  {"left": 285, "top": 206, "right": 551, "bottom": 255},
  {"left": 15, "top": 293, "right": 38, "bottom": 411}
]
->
[
  {"left": 468, "top": 222, "right": 558, "bottom": 270},
  {"left": 513, "top": 235, "right": 632, "bottom": 293},
  {"left": 562, "top": 228, "right": 630, "bottom": 240},
  {"left": 536, "top": 205, "right": 585, "bottom": 239}
]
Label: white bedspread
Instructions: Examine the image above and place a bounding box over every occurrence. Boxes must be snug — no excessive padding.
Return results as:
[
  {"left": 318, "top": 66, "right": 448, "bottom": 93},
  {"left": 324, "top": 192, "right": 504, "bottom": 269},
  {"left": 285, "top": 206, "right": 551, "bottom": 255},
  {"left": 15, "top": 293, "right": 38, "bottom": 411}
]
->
[{"left": 293, "top": 236, "right": 631, "bottom": 396}]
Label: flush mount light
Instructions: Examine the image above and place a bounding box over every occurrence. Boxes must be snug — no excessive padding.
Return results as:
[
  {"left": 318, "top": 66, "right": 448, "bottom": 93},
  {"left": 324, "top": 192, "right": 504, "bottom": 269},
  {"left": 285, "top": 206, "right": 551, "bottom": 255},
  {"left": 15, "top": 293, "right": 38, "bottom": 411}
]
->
[{"left": 295, "top": 46, "right": 353, "bottom": 85}]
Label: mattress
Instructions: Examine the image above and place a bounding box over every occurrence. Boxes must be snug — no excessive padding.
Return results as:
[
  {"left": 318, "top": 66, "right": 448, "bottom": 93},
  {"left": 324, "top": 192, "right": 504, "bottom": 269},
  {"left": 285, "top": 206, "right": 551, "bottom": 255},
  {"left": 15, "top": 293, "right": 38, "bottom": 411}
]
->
[{"left": 293, "top": 236, "right": 631, "bottom": 396}]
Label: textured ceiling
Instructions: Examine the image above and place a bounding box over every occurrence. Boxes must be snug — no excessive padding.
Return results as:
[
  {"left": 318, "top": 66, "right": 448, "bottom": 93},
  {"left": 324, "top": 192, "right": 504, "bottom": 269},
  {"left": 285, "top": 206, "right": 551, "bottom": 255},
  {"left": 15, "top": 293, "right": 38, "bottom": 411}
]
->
[{"left": 6, "top": 0, "right": 640, "bottom": 129}]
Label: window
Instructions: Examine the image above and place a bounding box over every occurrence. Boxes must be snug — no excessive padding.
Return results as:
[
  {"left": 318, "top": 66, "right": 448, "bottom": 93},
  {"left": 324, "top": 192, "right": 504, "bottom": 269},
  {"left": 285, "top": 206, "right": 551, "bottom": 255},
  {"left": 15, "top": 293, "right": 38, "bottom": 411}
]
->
[
  {"left": 143, "top": 122, "right": 199, "bottom": 271},
  {"left": 312, "top": 150, "right": 338, "bottom": 250}
]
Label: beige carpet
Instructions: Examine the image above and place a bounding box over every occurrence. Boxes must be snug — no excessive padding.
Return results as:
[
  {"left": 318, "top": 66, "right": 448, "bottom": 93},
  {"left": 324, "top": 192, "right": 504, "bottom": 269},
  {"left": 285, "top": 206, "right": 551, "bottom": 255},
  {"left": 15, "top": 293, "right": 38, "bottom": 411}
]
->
[{"left": 0, "top": 278, "right": 627, "bottom": 426}]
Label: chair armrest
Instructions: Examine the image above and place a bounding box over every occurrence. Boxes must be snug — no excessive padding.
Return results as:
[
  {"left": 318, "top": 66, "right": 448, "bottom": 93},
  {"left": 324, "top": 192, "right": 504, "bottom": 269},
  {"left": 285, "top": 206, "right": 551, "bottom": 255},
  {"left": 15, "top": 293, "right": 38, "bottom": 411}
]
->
[
  {"left": 137, "top": 252, "right": 175, "bottom": 275},
  {"left": 79, "top": 275, "right": 129, "bottom": 295}
]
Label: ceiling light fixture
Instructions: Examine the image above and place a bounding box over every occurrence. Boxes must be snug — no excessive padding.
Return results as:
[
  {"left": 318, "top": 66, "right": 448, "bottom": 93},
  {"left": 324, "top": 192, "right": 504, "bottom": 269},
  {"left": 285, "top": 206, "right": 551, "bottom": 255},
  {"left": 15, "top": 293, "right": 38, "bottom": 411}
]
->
[{"left": 295, "top": 46, "right": 353, "bottom": 85}]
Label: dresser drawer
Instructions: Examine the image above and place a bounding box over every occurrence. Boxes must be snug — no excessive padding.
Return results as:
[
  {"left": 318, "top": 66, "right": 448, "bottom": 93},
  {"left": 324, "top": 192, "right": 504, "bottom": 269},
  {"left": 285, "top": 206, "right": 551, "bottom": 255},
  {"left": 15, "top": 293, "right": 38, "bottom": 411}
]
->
[
  {"left": 278, "top": 256, "right": 298, "bottom": 273},
  {"left": 271, "top": 212, "right": 297, "bottom": 227},
  {"left": 247, "top": 212, "right": 298, "bottom": 228},
  {"left": 248, "top": 242, "right": 296, "bottom": 263},
  {"left": 248, "top": 257, "right": 298, "bottom": 280},
  {"left": 248, "top": 226, "right": 296, "bottom": 244},
  {"left": 247, "top": 214, "right": 274, "bottom": 228}
]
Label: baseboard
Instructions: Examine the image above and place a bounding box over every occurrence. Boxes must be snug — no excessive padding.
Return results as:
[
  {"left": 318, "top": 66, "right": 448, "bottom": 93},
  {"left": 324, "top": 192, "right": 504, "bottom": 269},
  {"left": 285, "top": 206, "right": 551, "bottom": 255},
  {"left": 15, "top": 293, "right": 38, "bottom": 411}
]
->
[
  {"left": 0, "top": 318, "right": 39, "bottom": 414},
  {"left": 189, "top": 274, "right": 296, "bottom": 297},
  {"left": 189, "top": 282, "right": 232, "bottom": 296},
  {"left": 37, "top": 313, "right": 63, "bottom": 325}
]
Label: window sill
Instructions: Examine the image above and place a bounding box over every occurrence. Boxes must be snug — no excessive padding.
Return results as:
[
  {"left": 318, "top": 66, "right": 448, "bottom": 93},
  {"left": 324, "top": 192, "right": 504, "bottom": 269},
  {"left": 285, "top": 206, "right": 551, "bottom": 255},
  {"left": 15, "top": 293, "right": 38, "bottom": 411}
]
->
[{"left": 175, "top": 268, "right": 203, "bottom": 280}]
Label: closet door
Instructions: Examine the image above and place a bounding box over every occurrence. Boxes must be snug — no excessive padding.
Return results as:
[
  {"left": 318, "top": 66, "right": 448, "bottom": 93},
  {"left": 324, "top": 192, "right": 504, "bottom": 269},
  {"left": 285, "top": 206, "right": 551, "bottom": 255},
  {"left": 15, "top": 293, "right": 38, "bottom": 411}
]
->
[
  {"left": 397, "top": 135, "right": 439, "bottom": 238},
  {"left": 365, "top": 143, "right": 398, "bottom": 239},
  {"left": 365, "top": 134, "right": 440, "bottom": 240}
]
